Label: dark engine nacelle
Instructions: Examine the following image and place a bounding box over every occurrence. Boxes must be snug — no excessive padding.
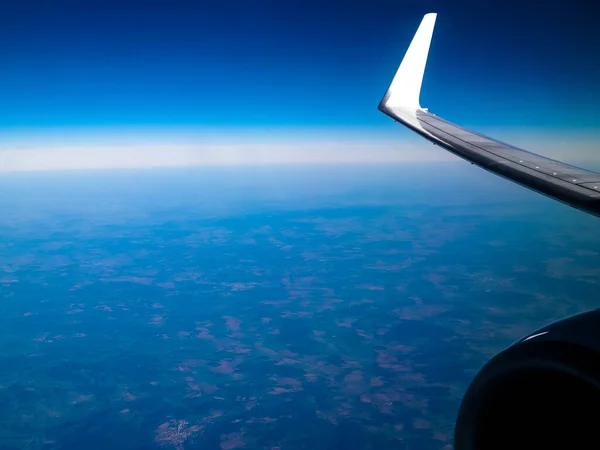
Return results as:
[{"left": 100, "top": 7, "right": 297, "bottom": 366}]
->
[{"left": 454, "top": 309, "right": 600, "bottom": 450}]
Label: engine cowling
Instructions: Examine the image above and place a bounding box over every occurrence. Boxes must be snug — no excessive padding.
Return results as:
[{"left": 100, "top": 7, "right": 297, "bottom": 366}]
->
[{"left": 454, "top": 308, "right": 600, "bottom": 450}]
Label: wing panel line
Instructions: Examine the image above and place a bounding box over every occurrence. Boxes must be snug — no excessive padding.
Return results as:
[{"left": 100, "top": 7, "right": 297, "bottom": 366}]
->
[{"left": 415, "top": 113, "right": 600, "bottom": 191}]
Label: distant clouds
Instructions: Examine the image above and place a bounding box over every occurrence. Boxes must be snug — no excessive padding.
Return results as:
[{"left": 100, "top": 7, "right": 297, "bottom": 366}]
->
[
  {"left": 0, "top": 126, "right": 454, "bottom": 172},
  {"left": 1, "top": 126, "right": 599, "bottom": 172}
]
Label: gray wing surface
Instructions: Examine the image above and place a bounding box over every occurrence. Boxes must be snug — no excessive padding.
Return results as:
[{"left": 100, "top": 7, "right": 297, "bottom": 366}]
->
[{"left": 379, "top": 13, "right": 600, "bottom": 218}]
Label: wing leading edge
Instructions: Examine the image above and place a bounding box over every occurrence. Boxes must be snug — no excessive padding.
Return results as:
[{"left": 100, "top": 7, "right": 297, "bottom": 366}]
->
[{"left": 378, "top": 13, "right": 600, "bottom": 218}]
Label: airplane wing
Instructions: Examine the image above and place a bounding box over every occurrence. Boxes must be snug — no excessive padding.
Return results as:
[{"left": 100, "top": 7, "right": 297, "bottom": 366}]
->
[{"left": 378, "top": 13, "right": 600, "bottom": 218}]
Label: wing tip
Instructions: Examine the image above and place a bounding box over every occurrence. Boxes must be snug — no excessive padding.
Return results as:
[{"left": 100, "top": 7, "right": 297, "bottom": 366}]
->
[{"left": 379, "top": 13, "right": 437, "bottom": 112}]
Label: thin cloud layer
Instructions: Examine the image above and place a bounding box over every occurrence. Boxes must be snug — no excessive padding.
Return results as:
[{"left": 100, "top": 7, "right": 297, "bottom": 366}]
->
[
  {"left": 1, "top": 127, "right": 598, "bottom": 172},
  {"left": 0, "top": 128, "right": 453, "bottom": 172}
]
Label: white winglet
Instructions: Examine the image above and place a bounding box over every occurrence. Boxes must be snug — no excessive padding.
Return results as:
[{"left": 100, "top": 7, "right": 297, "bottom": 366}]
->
[{"left": 380, "top": 13, "right": 437, "bottom": 111}]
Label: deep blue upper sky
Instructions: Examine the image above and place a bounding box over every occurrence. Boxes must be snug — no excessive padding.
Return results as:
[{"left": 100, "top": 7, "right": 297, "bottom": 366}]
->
[{"left": 1, "top": 0, "right": 599, "bottom": 129}]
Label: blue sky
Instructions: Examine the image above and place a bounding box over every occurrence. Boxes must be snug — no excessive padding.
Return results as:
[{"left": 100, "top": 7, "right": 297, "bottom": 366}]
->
[{"left": 1, "top": 0, "right": 599, "bottom": 170}]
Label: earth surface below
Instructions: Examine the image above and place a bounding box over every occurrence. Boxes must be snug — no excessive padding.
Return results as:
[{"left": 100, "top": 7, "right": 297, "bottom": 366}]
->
[{"left": 1, "top": 163, "right": 599, "bottom": 450}]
